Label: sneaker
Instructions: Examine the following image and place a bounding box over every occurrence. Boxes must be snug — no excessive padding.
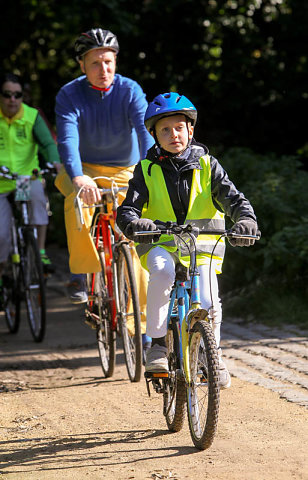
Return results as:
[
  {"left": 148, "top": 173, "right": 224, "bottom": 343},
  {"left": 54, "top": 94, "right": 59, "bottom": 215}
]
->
[
  {"left": 67, "top": 280, "right": 88, "bottom": 304},
  {"left": 217, "top": 349, "right": 231, "bottom": 389},
  {"left": 40, "top": 251, "right": 55, "bottom": 274},
  {"left": 145, "top": 344, "right": 168, "bottom": 373}
]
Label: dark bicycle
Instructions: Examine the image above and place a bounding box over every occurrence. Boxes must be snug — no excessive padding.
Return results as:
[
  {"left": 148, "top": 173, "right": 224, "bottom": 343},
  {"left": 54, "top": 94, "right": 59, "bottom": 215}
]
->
[{"left": 0, "top": 164, "right": 56, "bottom": 342}]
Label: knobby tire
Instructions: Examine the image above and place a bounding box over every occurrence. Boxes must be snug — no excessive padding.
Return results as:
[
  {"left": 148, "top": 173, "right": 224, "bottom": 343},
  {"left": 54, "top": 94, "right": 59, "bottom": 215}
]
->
[
  {"left": 24, "top": 231, "right": 46, "bottom": 342},
  {"left": 93, "top": 251, "right": 116, "bottom": 378},
  {"left": 3, "top": 257, "right": 21, "bottom": 334},
  {"left": 164, "top": 321, "right": 186, "bottom": 432},
  {"left": 117, "top": 242, "right": 142, "bottom": 382},
  {"left": 187, "top": 320, "right": 220, "bottom": 450}
]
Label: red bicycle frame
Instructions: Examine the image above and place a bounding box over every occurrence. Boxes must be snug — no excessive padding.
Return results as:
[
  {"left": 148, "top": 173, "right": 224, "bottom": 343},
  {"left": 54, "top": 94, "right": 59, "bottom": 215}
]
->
[{"left": 89, "top": 205, "right": 121, "bottom": 331}]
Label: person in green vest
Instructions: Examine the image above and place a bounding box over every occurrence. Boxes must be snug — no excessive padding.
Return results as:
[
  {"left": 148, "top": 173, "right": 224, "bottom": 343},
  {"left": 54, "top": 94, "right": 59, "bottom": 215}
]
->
[
  {"left": 0, "top": 72, "right": 61, "bottom": 278},
  {"left": 116, "top": 92, "right": 259, "bottom": 388}
]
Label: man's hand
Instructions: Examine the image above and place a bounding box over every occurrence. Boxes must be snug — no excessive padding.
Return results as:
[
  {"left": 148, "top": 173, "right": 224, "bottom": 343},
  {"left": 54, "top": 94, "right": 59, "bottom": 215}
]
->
[
  {"left": 72, "top": 175, "right": 101, "bottom": 205},
  {"left": 125, "top": 218, "right": 160, "bottom": 243},
  {"left": 229, "top": 219, "right": 260, "bottom": 247}
]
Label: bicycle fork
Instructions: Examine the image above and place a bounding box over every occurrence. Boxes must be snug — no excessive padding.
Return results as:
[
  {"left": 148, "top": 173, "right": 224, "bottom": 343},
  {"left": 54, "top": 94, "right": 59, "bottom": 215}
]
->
[{"left": 181, "top": 272, "right": 209, "bottom": 385}]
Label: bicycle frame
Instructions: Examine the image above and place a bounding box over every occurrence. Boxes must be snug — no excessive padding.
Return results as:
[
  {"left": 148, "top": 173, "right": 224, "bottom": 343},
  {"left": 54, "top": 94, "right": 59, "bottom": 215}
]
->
[
  {"left": 76, "top": 177, "right": 143, "bottom": 381},
  {"left": 90, "top": 207, "right": 118, "bottom": 330},
  {"left": 79, "top": 177, "right": 127, "bottom": 332},
  {"left": 166, "top": 248, "right": 210, "bottom": 386}
]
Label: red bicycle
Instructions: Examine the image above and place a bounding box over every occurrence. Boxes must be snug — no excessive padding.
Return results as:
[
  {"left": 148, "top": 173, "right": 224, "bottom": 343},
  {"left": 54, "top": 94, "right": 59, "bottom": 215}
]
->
[{"left": 75, "top": 177, "right": 142, "bottom": 382}]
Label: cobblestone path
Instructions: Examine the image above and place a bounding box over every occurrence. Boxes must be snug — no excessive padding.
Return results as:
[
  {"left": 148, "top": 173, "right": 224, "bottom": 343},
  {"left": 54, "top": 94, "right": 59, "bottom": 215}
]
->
[{"left": 221, "top": 318, "right": 308, "bottom": 407}]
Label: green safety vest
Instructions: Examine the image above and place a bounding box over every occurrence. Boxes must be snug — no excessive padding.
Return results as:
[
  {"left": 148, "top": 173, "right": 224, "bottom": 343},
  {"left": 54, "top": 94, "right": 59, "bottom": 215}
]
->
[
  {"left": 136, "top": 154, "right": 226, "bottom": 273},
  {"left": 0, "top": 104, "right": 39, "bottom": 193}
]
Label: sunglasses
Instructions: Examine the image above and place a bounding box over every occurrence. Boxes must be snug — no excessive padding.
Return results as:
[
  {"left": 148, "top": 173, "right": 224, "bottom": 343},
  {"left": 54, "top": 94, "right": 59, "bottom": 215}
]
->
[{"left": 1, "top": 91, "right": 23, "bottom": 99}]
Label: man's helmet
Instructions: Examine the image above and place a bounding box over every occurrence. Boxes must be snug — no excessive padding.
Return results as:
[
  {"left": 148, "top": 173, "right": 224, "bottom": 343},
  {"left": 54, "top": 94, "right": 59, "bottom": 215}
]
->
[
  {"left": 75, "top": 28, "right": 119, "bottom": 60},
  {"left": 144, "top": 92, "right": 197, "bottom": 131}
]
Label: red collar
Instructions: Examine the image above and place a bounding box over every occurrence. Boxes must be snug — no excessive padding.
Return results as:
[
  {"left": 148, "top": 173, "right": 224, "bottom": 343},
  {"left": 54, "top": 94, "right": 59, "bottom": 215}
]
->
[{"left": 91, "top": 84, "right": 112, "bottom": 92}]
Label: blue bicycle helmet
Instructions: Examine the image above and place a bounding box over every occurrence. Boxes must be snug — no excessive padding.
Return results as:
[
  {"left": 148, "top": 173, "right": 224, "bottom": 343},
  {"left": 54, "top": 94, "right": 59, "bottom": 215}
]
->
[{"left": 144, "top": 92, "right": 197, "bottom": 131}]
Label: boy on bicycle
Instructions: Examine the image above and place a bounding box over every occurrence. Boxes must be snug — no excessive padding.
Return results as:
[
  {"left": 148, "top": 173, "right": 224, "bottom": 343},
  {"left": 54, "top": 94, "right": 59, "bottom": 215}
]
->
[{"left": 116, "top": 92, "right": 259, "bottom": 388}]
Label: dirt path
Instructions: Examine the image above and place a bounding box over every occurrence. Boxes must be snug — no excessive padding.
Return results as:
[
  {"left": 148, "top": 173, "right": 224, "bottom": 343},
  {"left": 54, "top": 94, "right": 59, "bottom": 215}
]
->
[{"left": 0, "top": 246, "right": 307, "bottom": 480}]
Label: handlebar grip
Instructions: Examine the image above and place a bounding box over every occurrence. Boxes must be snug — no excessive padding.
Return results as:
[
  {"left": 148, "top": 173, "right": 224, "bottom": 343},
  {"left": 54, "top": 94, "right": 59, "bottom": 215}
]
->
[{"left": 74, "top": 196, "right": 85, "bottom": 231}]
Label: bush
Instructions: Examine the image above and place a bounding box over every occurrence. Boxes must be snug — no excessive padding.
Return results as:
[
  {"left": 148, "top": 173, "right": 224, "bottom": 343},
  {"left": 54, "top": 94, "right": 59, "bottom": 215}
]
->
[{"left": 218, "top": 147, "right": 308, "bottom": 326}]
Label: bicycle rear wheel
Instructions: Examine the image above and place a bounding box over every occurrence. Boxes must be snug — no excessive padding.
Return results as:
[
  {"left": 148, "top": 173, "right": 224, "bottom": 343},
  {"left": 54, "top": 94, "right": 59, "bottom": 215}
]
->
[
  {"left": 89, "top": 253, "right": 116, "bottom": 378},
  {"left": 164, "top": 320, "right": 186, "bottom": 432},
  {"left": 187, "top": 319, "right": 220, "bottom": 450},
  {"left": 117, "top": 242, "right": 142, "bottom": 382},
  {"left": 23, "top": 231, "right": 46, "bottom": 342}
]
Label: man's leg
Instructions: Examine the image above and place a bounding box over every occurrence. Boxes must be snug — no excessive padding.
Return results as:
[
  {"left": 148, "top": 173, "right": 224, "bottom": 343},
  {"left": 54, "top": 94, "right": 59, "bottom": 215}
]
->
[
  {"left": 55, "top": 167, "right": 101, "bottom": 274},
  {"left": 29, "top": 179, "right": 55, "bottom": 273}
]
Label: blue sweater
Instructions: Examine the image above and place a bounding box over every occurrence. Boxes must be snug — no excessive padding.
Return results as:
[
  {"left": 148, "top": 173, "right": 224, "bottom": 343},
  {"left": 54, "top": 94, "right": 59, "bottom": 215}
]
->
[{"left": 55, "top": 74, "right": 154, "bottom": 179}]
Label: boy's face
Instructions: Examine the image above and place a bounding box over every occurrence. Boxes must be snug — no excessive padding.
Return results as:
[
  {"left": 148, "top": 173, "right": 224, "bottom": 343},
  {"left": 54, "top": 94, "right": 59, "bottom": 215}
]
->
[{"left": 154, "top": 114, "right": 194, "bottom": 154}]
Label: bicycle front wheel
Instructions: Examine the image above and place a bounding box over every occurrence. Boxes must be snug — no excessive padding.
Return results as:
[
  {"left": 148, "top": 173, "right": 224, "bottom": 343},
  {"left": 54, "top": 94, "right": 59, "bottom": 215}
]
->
[
  {"left": 187, "top": 320, "right": 220, "bottom": 450},
  {"left": 23, "top": 231, "right": 46, "bottom": 342},
  {"left": 90, "top": 253, "right": 116, "bottom": 378},
  {"left": 117, "top": 243, "right": 142, "bottom": 382},
  {"left": 3, "top": 263, "right": 21, "bottom": 333},
  {"left": 164, "top": 321, "right": 186, "bottom": 432}
]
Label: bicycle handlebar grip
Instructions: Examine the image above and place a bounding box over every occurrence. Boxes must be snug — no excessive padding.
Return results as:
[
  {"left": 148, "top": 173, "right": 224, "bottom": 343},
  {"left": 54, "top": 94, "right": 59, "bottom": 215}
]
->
[{"left": 74, "top": 196, "right": 85, "bottom": 231}]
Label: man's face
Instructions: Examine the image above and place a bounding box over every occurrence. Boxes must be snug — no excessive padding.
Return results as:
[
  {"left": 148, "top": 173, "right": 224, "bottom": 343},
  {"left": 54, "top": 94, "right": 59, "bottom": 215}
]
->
[
  {"left": 79, "top": 48, "right": 116, "bottom": 89},
  {"left": 154, "top": 114, "right": 194, "bottom": 154},
  {"left": 0, "top": 81, "right": 23, "bottom": 118}
]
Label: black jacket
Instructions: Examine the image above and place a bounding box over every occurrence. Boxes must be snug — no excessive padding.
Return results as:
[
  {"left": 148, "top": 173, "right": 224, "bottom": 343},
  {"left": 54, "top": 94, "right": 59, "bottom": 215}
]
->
[{"left": 116, "top": 139, "right": 257, "bottom": 233}]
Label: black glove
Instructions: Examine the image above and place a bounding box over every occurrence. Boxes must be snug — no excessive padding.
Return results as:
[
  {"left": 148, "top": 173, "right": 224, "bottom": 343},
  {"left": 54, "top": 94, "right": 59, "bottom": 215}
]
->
[
  {"left": 229, "top": 219, "right": 259, "bottom": 247},
  {"left": 125, "top": 218, "right": 160, "bottom": 244}
]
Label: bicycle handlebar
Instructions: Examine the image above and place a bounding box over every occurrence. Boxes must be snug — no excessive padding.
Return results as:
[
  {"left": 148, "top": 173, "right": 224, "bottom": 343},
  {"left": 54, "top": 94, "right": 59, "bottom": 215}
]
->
[
  {"left": 74, "top": 178, "right": 127, "bottom": 230},
  {"left": 0, "top": 163, "right": 57, "bottom": 180},
  {"left": 133, "top": 222, "right": 261, "bottom": 241}
]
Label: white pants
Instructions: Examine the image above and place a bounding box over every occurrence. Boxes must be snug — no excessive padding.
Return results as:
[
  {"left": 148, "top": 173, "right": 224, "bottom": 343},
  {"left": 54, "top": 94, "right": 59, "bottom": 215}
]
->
[
  {"left": 146, "top": 246, "right": 222, "bottom": 347},
  {"left": 0, "top": 180, "right": 49, "bottom": 263}
]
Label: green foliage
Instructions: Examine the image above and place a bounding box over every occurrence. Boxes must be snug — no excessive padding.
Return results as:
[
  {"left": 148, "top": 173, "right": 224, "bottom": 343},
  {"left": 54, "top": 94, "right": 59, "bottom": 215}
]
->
[
  {"left": 2, "top": 0, "right": 308, "bottom": 156},
  {"left": 222, "top": 280, "right": 308, "bottom": 328},
  {"left": 45, "top": 182, "right": 67, "bottom": 248},
  {"left": 219, "top": 147, "right": 308, "bottom": 324},
  {"left": 2, "top": 2, "right": 307, "bottom": 324}
]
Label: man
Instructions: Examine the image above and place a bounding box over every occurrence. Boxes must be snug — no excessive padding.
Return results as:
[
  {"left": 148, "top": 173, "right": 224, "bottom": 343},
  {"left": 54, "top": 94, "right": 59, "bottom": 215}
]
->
[
  {"left": 55, "top": 28, "right": 154, "bottom": 324},
  {"left": 0, "top": 72, "right": 61, "bottom": 276}
]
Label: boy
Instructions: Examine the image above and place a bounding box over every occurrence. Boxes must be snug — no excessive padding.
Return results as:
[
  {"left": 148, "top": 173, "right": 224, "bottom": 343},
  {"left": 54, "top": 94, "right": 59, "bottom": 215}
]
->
[{"left": 116, "top": 92, "right": 259, "bottom": 388}]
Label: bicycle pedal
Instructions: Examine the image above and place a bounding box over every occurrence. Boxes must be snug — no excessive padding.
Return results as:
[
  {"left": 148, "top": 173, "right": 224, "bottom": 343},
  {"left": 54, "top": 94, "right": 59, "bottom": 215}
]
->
[{"left": 84, "top": 317, "right": 97, "bottom": 330}]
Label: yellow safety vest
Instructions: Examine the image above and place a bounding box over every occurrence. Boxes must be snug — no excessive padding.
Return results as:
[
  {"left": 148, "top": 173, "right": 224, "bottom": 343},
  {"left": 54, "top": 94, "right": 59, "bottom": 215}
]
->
[
  {"left": 136, "top": 154, "right": 225, "bottom": 273},
  {"left": 0, "top": 104, "right": 39, "bottom": 193}
]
